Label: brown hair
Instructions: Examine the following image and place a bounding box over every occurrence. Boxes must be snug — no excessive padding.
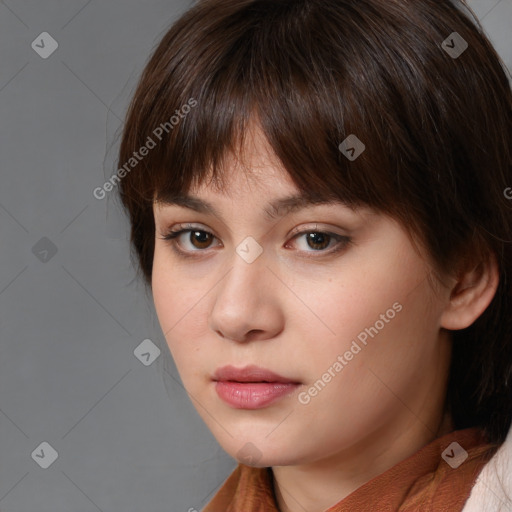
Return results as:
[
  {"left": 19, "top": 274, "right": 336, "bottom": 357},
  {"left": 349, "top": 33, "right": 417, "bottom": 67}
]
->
[{"left": 116, "top": 0, "right": 512, "bottom": 445}]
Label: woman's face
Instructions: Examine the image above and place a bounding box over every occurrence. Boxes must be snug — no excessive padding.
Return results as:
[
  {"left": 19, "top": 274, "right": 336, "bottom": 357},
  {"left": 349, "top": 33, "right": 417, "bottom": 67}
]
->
[{"left": 151, "top": 127, "right": 452, "bottom": 468}]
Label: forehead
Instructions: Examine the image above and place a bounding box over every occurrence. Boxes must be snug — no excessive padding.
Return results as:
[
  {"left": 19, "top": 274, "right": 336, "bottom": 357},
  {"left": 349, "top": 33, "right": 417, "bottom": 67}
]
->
[{"left": 152, "top": 120, "right": 366, "bottom": 222}]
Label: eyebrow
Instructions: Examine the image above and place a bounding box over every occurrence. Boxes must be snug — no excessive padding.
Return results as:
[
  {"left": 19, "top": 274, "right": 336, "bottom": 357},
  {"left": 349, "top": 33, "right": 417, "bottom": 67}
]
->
[{"left": 155, "top": 192, "right": 349, "bottom": 222}]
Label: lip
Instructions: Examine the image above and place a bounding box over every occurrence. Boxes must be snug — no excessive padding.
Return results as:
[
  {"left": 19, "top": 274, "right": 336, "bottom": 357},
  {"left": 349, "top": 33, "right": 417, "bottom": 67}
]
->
[
  {"left": 212, "top": 364, "right": 300, "bottom": 384},
  {"left": 212, "top": 365, "right": 301, "bottom": 409}
]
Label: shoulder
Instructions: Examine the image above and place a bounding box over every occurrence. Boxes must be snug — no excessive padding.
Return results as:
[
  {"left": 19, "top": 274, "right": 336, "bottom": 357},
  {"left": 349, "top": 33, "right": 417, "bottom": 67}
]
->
[{"left": 462, "top": 424, "right": 512, "bottom": 512}]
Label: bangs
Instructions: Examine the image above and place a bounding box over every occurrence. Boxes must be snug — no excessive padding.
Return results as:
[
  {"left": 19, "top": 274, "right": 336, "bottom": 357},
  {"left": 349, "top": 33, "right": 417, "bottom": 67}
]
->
[{"left": 119, "top": 0, "right": 441, "bottom": 220}]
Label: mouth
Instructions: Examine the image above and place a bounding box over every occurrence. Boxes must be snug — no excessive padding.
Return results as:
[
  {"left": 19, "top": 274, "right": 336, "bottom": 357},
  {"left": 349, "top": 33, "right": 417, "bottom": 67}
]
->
[{"left": 212, "top": 365, "right": 301, "bottom": 409}]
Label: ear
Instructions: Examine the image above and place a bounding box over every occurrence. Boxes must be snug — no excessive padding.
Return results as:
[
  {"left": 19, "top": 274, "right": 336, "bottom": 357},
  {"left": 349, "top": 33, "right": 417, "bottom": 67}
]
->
[{"left": 440, "top": 252, "right": 499, "bottom": 330}]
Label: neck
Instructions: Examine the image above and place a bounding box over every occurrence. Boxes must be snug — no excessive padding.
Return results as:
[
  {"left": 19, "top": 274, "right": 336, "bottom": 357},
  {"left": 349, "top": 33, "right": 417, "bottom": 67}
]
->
[{"left": 271, "top": 409, "right": 453, "bottom": 512}]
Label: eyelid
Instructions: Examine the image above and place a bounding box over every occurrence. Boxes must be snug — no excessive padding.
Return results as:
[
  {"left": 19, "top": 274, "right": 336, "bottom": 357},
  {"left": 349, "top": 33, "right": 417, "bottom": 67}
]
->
[
  {"left": 159, "top": 222, "right": 347, "bottom": 238},
  {"left": 158, "top": 222, "right": 351, "bottom": 258},
  {"left": 158, "top": 223, "right": 221, "bottom": 246},
  {"left": 288, "top": 223, "right": 342, "bottom": 237}
]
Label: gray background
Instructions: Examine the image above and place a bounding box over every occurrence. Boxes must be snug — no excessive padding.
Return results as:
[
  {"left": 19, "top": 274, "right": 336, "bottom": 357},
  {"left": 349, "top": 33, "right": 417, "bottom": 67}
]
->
[{"left": 0, "top": 1, "right": 510, "bottom": 511}]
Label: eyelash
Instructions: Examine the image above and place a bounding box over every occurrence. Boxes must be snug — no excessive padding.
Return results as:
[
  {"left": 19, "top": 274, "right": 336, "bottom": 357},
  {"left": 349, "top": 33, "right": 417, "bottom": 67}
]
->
[{"left": 158, "top": 223, "right": 352, "bottom": 259}]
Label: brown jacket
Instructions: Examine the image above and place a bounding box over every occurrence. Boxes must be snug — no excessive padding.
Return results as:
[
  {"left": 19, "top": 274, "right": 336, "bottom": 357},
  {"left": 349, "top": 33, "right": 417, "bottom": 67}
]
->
[{"left": 202, "top": 427, "right": 497, "bottom": 512}]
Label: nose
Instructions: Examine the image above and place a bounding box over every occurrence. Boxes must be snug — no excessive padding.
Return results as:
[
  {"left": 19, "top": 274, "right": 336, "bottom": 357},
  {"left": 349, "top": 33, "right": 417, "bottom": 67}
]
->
[{"left": 208, "top": 250, "right": 284, "bottom": 343}]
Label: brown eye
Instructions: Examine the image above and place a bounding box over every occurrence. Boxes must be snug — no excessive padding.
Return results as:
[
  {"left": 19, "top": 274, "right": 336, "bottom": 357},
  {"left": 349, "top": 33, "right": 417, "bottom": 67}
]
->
[
  {"left": 288, "top": 229, "right": 352, "bottom": 258},
  {"left": 304, "top": 232, "right": 331, "bottom": 251},
  {"left": 188, "top": 230, "right": 214, "bottom": 249},
  {"left": 159, "top": 225, "right": 351, "bottom": 259},
  {"left": 161, "top": 227, "right": 217, "bottom": 251}
]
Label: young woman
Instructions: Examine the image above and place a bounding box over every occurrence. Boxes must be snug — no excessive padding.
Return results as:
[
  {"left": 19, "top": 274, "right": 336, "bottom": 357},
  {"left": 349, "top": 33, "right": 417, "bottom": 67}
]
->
[{"left": 115, "top": 0, "right": 512, "bottom": 510}]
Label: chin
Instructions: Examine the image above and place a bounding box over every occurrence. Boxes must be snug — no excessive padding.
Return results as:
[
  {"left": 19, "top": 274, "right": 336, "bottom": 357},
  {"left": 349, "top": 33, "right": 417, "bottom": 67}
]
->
[{"left": 224, "top": 439, "right": 301, "bottom": 468}]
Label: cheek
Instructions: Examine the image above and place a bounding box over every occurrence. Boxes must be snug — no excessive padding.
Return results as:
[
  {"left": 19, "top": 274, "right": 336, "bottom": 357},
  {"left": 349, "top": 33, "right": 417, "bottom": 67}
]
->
[
  {"left": 288, "top": 259, "right": 415, "bottom": 354},
  {"left": 151, "top": 253, "right": 207, "bottom": 364},
  {"left": 300, "top": 270, "right": 438, "bottom": 405},
  {"left": 290, "top": 244, "right": 438, "bottom": 384},
  {"left": 289, "top": 287, "right": 438, "bottom": 448}
]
